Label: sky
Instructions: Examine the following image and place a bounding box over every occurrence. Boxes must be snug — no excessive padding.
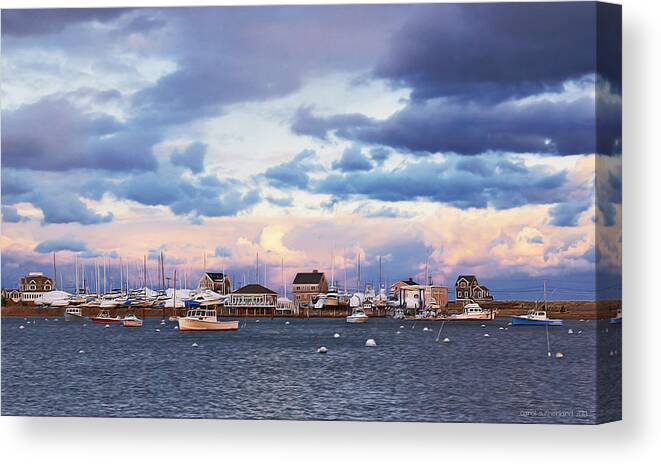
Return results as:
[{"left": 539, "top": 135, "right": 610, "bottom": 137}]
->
[{"left": 0, "top": 3, "right": 622, "bottom": 300}]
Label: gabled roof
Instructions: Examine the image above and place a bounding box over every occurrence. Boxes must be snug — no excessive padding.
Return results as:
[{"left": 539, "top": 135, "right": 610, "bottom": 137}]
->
[
  {"left": 204, "top": 272, "right": 226, "bottom": 282},
  {"left": 232, "top": 284, "right": 277, "bottom": 295},
  {"left": 455, "top": 275, "right": 478, "bottom": 285},
  {"left": 293, "top": 271, "right": 325, "bottom": 285},
  {"left": 397, "top": 278, "right": 419, "bottom": 286}
]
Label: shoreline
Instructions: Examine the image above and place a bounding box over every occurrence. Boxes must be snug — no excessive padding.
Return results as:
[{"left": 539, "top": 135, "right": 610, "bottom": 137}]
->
[{"left": 0, "top": 299, "right": 621, "bottom": 320}]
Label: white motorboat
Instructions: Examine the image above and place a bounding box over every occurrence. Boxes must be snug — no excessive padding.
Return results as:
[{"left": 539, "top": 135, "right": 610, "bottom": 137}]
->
[
  {"left": 444, "top": 300, "right": 495, "bottom": 321},
  {"left": 64, "top": 307, "right": 86, "bottom": 322},
  {"left": 178, "top": 309, "right": 239, "bottom": 331},
  {"left": 122, "top": 313, "right": 143, "bottom": 327},
  {"left": 346, "top": 307, "right": 369, "bottom": 324}
]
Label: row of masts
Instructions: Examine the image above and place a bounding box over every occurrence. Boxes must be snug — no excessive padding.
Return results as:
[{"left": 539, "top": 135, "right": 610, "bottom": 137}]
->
[{"left": 47, "top": 247, "right": 440, "bottom": 297}]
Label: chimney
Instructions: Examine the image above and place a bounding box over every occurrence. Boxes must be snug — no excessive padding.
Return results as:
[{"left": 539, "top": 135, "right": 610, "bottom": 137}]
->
[{"left": 313, "top": 269, "right": 319, "bottom": 273}]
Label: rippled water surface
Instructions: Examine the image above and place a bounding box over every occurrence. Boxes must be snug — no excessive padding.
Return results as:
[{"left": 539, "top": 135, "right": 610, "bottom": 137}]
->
[{"left": 1, "top": 316, "right": 621, "bottom": 423}]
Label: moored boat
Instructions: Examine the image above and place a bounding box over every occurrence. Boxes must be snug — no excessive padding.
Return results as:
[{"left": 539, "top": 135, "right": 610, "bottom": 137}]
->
[
  {"left": 610, "top": 308, "right": 622, "bottom": 324},
  {"left": 441, "top": 300, "right": 495, "bottom": 321},
  {"left": 89, "top": 309, "right": 123, "bottom": 324},
  {"left": 511, "top": 310, "right": 563, "bottom": 326},
  {"left": 122, "top": 313, "right": 143, "bottom": 327},
  {"left": 178, "top": 309, "right": 239, "bottom": 331},
  {"left": 346, "top": 307, "right": 369, "bottom": 323},
  {"left": 64, "top": 307, "right": 86, "bottom": 322}
]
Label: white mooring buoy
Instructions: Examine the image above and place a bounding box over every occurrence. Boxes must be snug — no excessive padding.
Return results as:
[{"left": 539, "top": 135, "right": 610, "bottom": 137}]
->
[
  {"left": 104, "top": 324, "right": 110, "bottom": 328},
  {"left": 285, "top": 321, "right": 290, "bottom": 325},
  {"left": 568, "top": 329, "right": 574, "bottom": 334},
  {"left": 174, "top": 326, "right": 179, "bottom": 330},
  {"left": 155, "top": 328, "right": 160, "bottom": 332},
  {"left": 499, "top": 327, "right": 504, "bottom": 330},
  {"left": 333, "top": 333, "right": 340, "bottom": 338},
  {"left": 484, "top": 333, "right": 490, "bottom": 337},
  {"left": 78, "top": 349, "right": 85, "bottom": 354},
  {"left": 19, "top": 325, "right": 25, "bottom": 329},
  {"left": 365, "top": 339, "right": 377, "bottom": 347},
  {"left": 399, "top": 325, "right": 404, "bottom": 329},
  {"left": 481, "top": 324, "right": 486, "bottom": 328},
  {"left": 192, "top": 342, "right": 199, "bottom": 347},
  {"left": 317, "top": 346, "right": 328, "bottom": 354},
  {"left": 443, "top": 337, "right": 451, "bottom": 343},
  {"left": 423, "top": 327, "right": 430, "bottom": 332},
  {"left": 555, "top": 352, "right": 564, "bottom": 359}
]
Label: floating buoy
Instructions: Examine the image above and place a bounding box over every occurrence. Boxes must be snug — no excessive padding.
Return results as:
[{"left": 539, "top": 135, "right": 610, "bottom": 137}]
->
[
  {"left": 256, "top": 319, "right": 260, "bottom": 323},
  {"left": 423, "top": 327, "right": 430, "bottom": 332},
  {"left": 78, "top": 349, "right": 85, "bottom": 354},
  {"left": 483, "top": 333, "right": 490, "bottom": 337},
  {"left": 365, "top": 339, "right": 377, "bottom": 347},
  {"left": 45, "top": 318, "right": 49, "bottom": 321},
  {"left": 19, "top": 325, "right": 25, "bottom": 329},
  {"left": 507, "top": 322, "right": 512, "bottom": 326},
  {"left": 192, "top": 342, "right": 199, "bottom": 347},
  {"left": 54, "top": 319, "right": 58, "bottom": 322},
  {"left": 333, "top": 333, "right": 340, "bottom": 338},
  {"left": 499, "top": 327, "right": 504, "bottom": 330},
  {"left": 580, "top": 319, "right": 585, "bottom": 322},
  {"left": 605, "top": 328, "right": 609, "bottom": 333},
  {"left": 609, "top": 350, "right": 614, "bottom": 356},
  {"left": 104, "top": 324, "right": 110, "bottom": 328},
  {"left": 396, "top": 331, "right": 401, "bottom": 334},
  {"left": 505, "top": 328, "right": 508, "bottom": 331},
  {"left": 480, "top": 324, "right": 486, "bottom": 328},
  {"left": 174, "top": 326, "right": 179, "bottom": 330},
  {"left": 568, "top": 329, "right": 574, "bottom": 334},
  {"left": 317, "top": 346, "right": 328, "bottom": 354},
  {"left": 555, "top": 352, "right": 564, "bottom": 359},
  {"left": 27, "top": 321, "right": 31, "bottom": 324},
  {"left": 442, "top": 337, "right": 451, "bottom": 343},
  {"left": 83, "top": 324, "right": 87, "bottom": 327},
  {"left": 578, "top": 330, "right": 582, "bottom": 334},
  {"left": 399, "top": 325, "right": 404, "bottom": 329},
  {"left": 285, "top": 321, "right": 290, "bottom": 325}
]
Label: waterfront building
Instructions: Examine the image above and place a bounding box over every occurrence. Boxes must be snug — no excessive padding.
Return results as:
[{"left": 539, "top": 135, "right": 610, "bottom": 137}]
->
[
  {"left": 455, "top": 275, "right": 493, "bottom": 302},
  {"left": 292, "top": 270, "right": 328, "bottom": 307},
  {"left": 1, "top": 289, "right": 21, "bottom": 303},
  {"left": 398, "top": 284, "right": 448, "bottom": 309},
  {"left": 19, "top": 272, "right": 54, "bottom": 303},
  {"left": 198, "top": 272, "right": 232, "bottom": 294},
  {"left": 227, "top": 283, "right": 278, "bottom": 315},
  {"left": 390, "top": 278, "right": 419, "bottom": 298}
]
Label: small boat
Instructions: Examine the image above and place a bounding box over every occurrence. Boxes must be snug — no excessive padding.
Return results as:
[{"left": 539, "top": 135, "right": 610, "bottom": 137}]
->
[
  {"left": 64, "top": 307, "right": 86, "bottom": 322},
  {"left": 168, "top": 315, "right": 180, "bottom": 322},
  {"left": 122, "top": 313, "right": 143, "bottom": 327},
  {"left": 511, "top": 310, "right": 563, "bottom": 326},
  {"left": 610, "top": 308, "right": 622, "bottom": 324},
  {"left": 392, "top": 308, "right": 406, "bottom": 320},
  {"left": 178, "top": 309, "right": 239, "bottom": 331},
  {"left": 346, "top": 307, "right": 369, "bottom": 324},
  {"left": 442, "top": 300, "right": 495, "bottom": 321},
  {"left": 89, "top": 309, "right": 123, "bottom": 324}
]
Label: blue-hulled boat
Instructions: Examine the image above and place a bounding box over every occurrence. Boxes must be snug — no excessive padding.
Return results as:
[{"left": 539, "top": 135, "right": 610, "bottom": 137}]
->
[
  {"left": 610, "top": 308, "right": 622, "bottom": 324},
  {"left": 512, "top": 310, "right": 563, "bottom": 326}
]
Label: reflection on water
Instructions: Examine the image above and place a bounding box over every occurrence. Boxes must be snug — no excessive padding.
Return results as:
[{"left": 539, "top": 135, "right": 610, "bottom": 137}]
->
[{"left": 1, "top": 317, "right": 621, "bottom": 423}]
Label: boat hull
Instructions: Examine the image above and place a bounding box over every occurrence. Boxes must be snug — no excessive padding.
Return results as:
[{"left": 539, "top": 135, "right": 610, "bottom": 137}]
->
[
  {"left": 346, "top": 315, "right": 369, "bottom": 323},
  {"left": 89, "top": 317, "right": 123, "bottom": 324},
  {"left": 511, "top": 316, "right": 563, "bottom": 326},
  {"left": 178, "top": 318, "right": 239, "bottom": 331},
  {"left": 64, "top": 313, "right": 86, "bottom": 322},
  {"left": 122, "top": 320, "right": 143, "bottom": 327}
]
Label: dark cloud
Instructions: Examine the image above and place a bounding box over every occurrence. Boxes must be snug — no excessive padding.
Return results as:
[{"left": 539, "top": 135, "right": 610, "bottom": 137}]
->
[
  {"left": 1, "top": 8, "right": 132, "bottom": 37},
  {"left": 34, "top": 236, "right": 89, "bottom": 253},
  {"left": 170, "top": 142, "right": 207, "bottom": 174},
  {"left": 290, "top": 106, "right": 371, "bottom": 140},
  {"left": 296, "top": 93, "right": 602, "bottom": 156},
  {"left": 315, "top": 155, "right": 569, "bottom": 210},
  {"left": 369, "top": 147, "right": 392, "bottom": 165},
  {"left": 527, "top": 235, "right": 544, "bottom": 245},
  {"left": 332, "top": 146, "right": 372, "bottom": 172},
  {"left": 1, "top": 96, "right": 159, "bottom": 172},
  {"left": 1, "top": 205, "right": 27, "bottom": 223},
  {"left": 31, "top": 189, "right": 113, "bottom": 225},
  {"left": 374, "top": 2, "right": 605, "bottom": 102},
  {"left": 548, "top": 200, "right": 592, "bottom": 227},
  {"left": 264, "top": 149, "right": 317, "bottom": 189},
  {"left": 116, "top": 170, "right": 260, "bottom": 218}
]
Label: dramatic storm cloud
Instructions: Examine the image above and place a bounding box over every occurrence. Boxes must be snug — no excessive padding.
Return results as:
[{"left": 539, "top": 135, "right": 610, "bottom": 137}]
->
[{"left": 0, "top": 4, "right": 620, "bottom": 294}]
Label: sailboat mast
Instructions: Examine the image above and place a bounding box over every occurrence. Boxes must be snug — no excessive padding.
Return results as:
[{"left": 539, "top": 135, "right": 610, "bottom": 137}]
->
[
  {"left": 119, "top": 256, "right": 123, "bottom": 294},
  {"left": 53, "top": 252, "right": 57, "bottom": 291},
  {"left": 544, "top": 280, "right": 547, "bottom": 312},
  {"left": 256, "top": 252, "right": 259, "bottom": 284},
  {"left": 143, "top": 255, "right": 147, "bottom": 292},
  {"left": 331, "top": 246, "right": 335, "bottom": 289},
  {"left": 75, "top": 254, "right": 79, "bottom": 295},
  {"left": 281, "top": 256, "right": 285, "bottom": 298},
  {"left": 343, "top": 248, "right": 348, "bottom": 295}
]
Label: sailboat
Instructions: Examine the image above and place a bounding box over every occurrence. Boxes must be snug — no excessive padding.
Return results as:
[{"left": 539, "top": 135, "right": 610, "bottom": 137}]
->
[{"left": 512, "top": 282, "right": 563, "bottom": 326}]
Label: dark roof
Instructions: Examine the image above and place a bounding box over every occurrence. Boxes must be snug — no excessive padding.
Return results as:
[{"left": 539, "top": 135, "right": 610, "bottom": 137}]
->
[
  {"left": 204, "top": 272, "right": 226, "bottom": 282},
  {"left": 456, "top": 275, "right": 478, "bottom": 285},
  {"left": 293, "top": 271, "right": 325, "bottom": 285},
  {"left": 400, "top": 278, "right": 419, "bottom": 286},
  {"left": 233, "top": 284, "right": 277, "bottom": 295}
]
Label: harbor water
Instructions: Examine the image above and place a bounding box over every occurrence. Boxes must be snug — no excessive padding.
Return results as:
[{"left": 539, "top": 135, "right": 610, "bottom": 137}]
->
[{"left": 1, "top": 317, "right": 621, "bottom": 423}]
